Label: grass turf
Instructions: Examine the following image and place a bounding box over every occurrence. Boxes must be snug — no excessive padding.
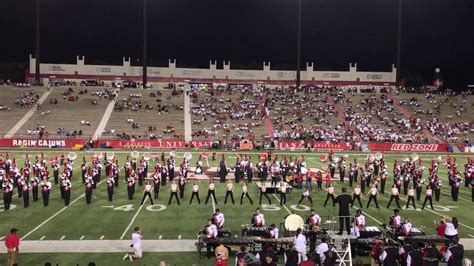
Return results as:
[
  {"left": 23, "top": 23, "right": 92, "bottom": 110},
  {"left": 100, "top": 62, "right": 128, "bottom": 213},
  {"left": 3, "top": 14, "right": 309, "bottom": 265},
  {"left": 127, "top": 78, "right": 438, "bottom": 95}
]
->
[{"left": 0, "top": 150, "right": 473, "bottom": 264}]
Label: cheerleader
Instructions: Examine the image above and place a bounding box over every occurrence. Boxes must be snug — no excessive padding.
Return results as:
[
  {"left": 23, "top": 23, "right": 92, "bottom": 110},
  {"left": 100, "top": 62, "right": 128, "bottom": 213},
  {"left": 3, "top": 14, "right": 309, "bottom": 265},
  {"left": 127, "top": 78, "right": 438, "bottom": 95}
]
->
[
  {"left": 224, "top": 179, "right": 235, "bottom": 205},
  {"left": 351, "top": 184, "right": 363, "bottom": 208},
  {"left": 323, "top": 184, "right": 336, "bottom": 207},
  {"left": 205, "top": 179, "right": 217, "bottom": 205},
  {"left": 298, "top": 187, "right": 313, "bottom": 206},
  {"left": 421, "top": 185, "right": 434, "bottom": 210},
  {"left": 189, "top": 181, "right": 200, "bottom": 204},
  {"left": 168, "top": 180, "right": 180, "bottom": 205},
  {"left": 366, "top": 184, "right": 380, "bottom": 209},
  {"left": 240, "top": 181, "right": 253, "bottom": 205},
  {"left": 258, "top": 182, "right": 271, "bottom": 205},
  {"left": 387, "top": 184, "right": 401, "bottom": 209},
  {"left": 405, "top": 186, "right": 416, "bottom": 209}
]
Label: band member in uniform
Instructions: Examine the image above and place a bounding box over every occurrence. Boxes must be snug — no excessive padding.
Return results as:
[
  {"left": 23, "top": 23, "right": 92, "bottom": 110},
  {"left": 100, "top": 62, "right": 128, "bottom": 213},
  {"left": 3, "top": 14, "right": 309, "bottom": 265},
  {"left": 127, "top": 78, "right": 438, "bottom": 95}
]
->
[
  {"left": 353, "top": 209, "right": 366, "bottom": 238},
  {"left": 240, "top": 181, "right": 253, "bottom": 205},
  {"left": 52, "top": 160, "right": 59, "bottom": 184},
  {"left": 153, "top": 171, "right": 161, "bottom": 199},
  {"left": 351, "top": 184, "right": 363, "bottom": 208},
  {"left": 106, "top": 175, "right": 115, "bottom": 202},
  {"left": 160, "top": 161, "right": 168, "bottom": 186},
  {"left": 178, "top": 175, "right": 186, "bottom": 199},
  {"left": 31, "top": 175, "right": 39, "bottom": 201},
  {"left": 81, "top": 157, "right": 87, "bottom": 183},
  {"left": 85, "top": 176, "right": 94, "bottom": 204},
  {"left": 387, "top": 183, "right": 401, "bottom": 209},
  {"left": 366, "top": 184, "right": 380, "bottom": 208},
  {"left": 258, "top": 182, "right": 271, "bottom": 205},
  {"left": 203, "top": 218, "right": 218, "bottom": 258},
  {"left": 234, "top": 158, "right": 241, "bottom": 183},
  {"left": 168, "top": 180, "right": 180, "bottom": 205},
  {"left": 323, "top": 183, "right": 336, "bottom": 207},
  {"left": 389, "top": 209, "right": 401, "bottom": 230},
  {"left": 3, "top": 180, "right": 13, "bottom": 210},
  {"left": 380, "top": 168, "right": 388, "bottom": 194},
  {"left": 21, "top": 180, "right": 30, "bottom": 208},
  {"left": 298, "top": 187, "right": 313, "bottom": 206},
  {"left": 140, "top": 181, "right": 154, "bottom": 205},
  {"left": 279, "top": 180, "right": 287, "bottom": 206},
  {"left": 189, "top": 181, "right": 200, "bottom": 204},
  {"left": 205, "top": 179, "right": 217, "bottom": 205},
  {"left": 212, "top": 208, "right": 225, "bottom": 229},
  {"left": 224, "top": 179, "right": 235, "bottom": 204},
  {"left": 402, "top": 218, "right": 412, "bottom": 236},
  {"left": 434, "top": 179, "right": 441, "bottom": 201},
  {"left": 405, "top": 186, "right": 416, "bottom": 209},
  {"left": 451, "top": 176, "right": 460, "bottom": 202},
  {"left": 218, "top": 155, "right": 228, "bottom": 183},
  {"left": 251, "top": 207, "right": 265, "bottom": 227},
  {"left": 421, "top": 185, "right": 434, "bottom": 210},
  {"left": 168, "top": 157, "right": 175, "bottom": 182},
  {"left": 379, "top": 245, "right": 401, "bottom": 265},
  {"left": 127, "top": 175, "right": 136, "bottom": 200},
  {"left": 269, "top": 223, "right": 279, "bottom": 239},
  {"left": 41, "top": 177, "right": 51, "bottom": 207},
  {"left": 62, "top": 178, "right": 72, "bottom": 206},
  {"left": 246, "top": 162, "right": 254, "bottom": 183}
]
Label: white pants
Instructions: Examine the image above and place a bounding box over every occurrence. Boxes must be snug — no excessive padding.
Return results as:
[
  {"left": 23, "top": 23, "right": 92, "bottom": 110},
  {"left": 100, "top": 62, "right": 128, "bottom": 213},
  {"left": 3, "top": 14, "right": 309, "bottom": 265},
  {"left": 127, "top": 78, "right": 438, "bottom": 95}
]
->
[
  {"left": 133, "top": 246, "right": 142, "bottom": 258},
  {"left": 295, "top": 246, "right": 307, "bottom": 261}
]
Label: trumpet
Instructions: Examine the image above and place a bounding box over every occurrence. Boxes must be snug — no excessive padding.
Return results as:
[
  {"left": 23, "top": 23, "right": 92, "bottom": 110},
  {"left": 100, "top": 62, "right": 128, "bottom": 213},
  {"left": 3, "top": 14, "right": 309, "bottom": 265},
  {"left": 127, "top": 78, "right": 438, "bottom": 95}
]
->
[
  {"left": 411, "top": 153, "right": 419, "bottom": 162},
  {"left": 68, "top": 152, "right": 77, "bottom": 161},
  {"left": 169, "top": 151, "right": 176, "bottom": 158},
  {"left": 184, "top": 152, "right": 192, "bottom": 161},
  {"left": 367, "top": 154, "right": 375, "bottom": 162},
  {"left": 131, "top": 150, "right": 140, "bottom": 159},
  {"left": 375, "top": 152, "right": 383, "bottom": 161}
]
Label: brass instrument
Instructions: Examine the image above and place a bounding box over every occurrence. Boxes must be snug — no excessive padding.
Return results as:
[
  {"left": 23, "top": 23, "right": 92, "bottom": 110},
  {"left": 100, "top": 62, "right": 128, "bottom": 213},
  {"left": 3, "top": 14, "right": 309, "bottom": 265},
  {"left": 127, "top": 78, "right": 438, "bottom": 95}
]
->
[
  {"left": 67, "top": 152, "right": 77, "bottom": 161},
  {"left": 131, "top": 150, "right": 140, "bottom": 159}
]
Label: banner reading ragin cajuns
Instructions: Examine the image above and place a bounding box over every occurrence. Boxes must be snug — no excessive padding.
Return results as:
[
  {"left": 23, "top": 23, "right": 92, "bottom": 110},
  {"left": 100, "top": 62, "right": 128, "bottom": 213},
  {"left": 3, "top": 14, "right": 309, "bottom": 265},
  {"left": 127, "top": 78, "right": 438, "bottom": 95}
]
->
[
  {"left": 97, "top": 139, "right": 214, "bottom": 149},
  {"left": 0, "top": 139, "right": 87, "bottom": 148},
  {"left": 369, "top": 143, "right": 450, "bottom": 152},
  {"left": 277, "top": 141, "right": 351, "bottom": 150}
]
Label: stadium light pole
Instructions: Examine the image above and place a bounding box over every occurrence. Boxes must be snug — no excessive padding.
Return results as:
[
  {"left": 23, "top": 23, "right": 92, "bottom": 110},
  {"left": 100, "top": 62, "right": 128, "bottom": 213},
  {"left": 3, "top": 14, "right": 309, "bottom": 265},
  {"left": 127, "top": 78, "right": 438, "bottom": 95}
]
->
[
  {"left": 142, "top": 0, "right": 148, "bottom": 88},
  {"left": 396, "top": 0, "right": 402, "bottom": 88},
  {"left": 35, "top": 0, "right": 41, "bottom": 84},
  {"left": 296, "top": 0, "right": 302, "bottom": 88}
]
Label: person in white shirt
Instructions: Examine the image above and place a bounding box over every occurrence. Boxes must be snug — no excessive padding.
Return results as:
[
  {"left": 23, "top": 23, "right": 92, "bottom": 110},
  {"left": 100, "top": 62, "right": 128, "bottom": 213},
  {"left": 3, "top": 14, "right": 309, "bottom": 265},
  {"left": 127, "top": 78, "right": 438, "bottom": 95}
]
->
[
  {"left": 444, "top": 217, "right": 459, "bottom": 241},
  {"left": 294, "top": 228, "right": 307, "bottom": 260},
  {"left": 316, "top": 237, "right": 329, "bottom": 263},
  {"left": 251, "top": 207, "right": 265, "bottom": 227},
  {"left": 387, "top": 184, "right": 401, "bottom": 209},
  {"left": 205, "top": 179, "right": 217, "bottom": 205},
  {"left": 168, "top": 180, "right": 180, "bottom": 205},
  {"left": 269, "top": 223, "right": 279, "bottom": 239},
  {"left": 189, "top": 181, "right": 200, "bottom": 204},
  {"left": 421, "top": 185, "right": 434, "bottom": 210},
  {"left": 353, "top": 209, "right": 366, "bottom": 237},
  {"left": 298, "top": 187, "right": 313, "bottom": 206},
  {"left": 366, "top": 184, "right": 380, "bottom": 208},
  {"left": 123, "top": 227, "right": 143, "bottom": 261},
  {"left": 323, "top": 184, "right": 336, "bottom": 207},
  {"left": 212, "top": 208, "right": 225, "bottom": 229},
  {"left": 224, "top": 179, "right": 235, "bottom": 205},
  {"left": 240, "top": 181, "right": 253, "bottom": 205},
  {"left": 405, "top": 186, "right": 416, "bottom": 209},
  {"left": 402, "top": 218, "right": 413, "bottom": 236},
  {"left": 351, "top": 184, "right": 363, "bottom": 208},
  {"left": 140, "top": 181, "right": 154, "bottom": 205}
]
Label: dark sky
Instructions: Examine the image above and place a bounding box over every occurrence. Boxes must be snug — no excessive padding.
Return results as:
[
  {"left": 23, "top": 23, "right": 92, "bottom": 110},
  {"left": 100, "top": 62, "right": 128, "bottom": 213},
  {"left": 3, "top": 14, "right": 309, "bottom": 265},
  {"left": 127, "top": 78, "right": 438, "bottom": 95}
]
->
[{"left": 1, "top": 0, "right": 473, "bottom": 87}]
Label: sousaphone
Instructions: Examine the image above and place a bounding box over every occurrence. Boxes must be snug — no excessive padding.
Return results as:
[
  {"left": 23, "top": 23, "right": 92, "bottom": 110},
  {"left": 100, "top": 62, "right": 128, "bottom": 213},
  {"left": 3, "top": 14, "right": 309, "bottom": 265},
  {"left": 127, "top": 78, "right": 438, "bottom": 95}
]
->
[
  {"left": 68, "top": 152, "right": 77, "bottom": 161},
  {"left": 131, "top": 150, "right": 140, "bottom": 159},
  {"left": 184, "top": 152, "right": 192, "bottom": 161}
]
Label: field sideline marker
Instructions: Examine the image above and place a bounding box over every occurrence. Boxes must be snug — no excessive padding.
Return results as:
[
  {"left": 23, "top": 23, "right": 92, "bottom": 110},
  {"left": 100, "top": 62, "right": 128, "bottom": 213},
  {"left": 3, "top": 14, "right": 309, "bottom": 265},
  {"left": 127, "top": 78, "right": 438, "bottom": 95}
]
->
[
  {"left": 39, "top": 236, "right": 46, "bottom": 240},
  {"left": 21, "top": 179, "right": 107, "bottom": 240},
  {"left": 100, "top": 235, "right": 105, "bottom": 240},
  {"left": 0, "top": 236, "right": 4, "bottom": 241},
  {"left": 60, "top": 235, "right": 65, "bottom": 240},
  {"left": 211, "top": 194, "right": 216, "bottom": 213},
  {"left": 120, "top": 199, "right": 147, "bottom": 240},
  {"left": 178, "top": 235, "right": 182, "bottom": 239},
  {"left": 159, "top": 235, "right": 162, "bottom": 240},
  {"left": 80, "top": 235, "right": 85, "bottom": 240}
]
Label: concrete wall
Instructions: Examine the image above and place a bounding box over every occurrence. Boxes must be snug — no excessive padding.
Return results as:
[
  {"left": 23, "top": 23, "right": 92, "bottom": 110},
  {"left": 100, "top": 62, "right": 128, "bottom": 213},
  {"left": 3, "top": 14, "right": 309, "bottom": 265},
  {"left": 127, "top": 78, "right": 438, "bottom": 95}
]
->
[{"left": 27, "top": 55, "right": 396, "bottom": 87}]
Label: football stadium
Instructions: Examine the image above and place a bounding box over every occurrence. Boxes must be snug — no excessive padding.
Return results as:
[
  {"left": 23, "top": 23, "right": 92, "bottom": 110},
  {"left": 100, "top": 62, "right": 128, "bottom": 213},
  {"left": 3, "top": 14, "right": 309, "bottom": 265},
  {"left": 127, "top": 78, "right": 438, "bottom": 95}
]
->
[{"left": 1, "top": 0, "right": 474, "bottom": 265}]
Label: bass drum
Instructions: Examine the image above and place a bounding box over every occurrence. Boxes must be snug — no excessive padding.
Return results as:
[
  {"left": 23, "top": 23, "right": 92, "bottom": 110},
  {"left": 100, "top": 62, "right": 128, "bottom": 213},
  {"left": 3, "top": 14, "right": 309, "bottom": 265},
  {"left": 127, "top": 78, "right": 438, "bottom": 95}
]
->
[{"left": 284, "top": 214, "right": 305, "bottom": 232}]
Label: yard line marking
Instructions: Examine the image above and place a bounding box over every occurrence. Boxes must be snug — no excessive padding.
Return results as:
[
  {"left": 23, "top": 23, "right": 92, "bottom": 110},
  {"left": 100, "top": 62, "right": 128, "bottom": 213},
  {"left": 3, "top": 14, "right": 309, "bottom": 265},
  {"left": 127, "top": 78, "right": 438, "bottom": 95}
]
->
[
  {"left": 101, "top": 206, "right": 114, "bottom": 208},
  {"left": 468, "top": 234, "right": 474, "bottom": 238},
  {"left": 178, "top": 235, "right": 182, "bottom": 239},
  {"left": 100, "top": 235, "right": 105, "bottom": 240},
  {"left": 272, "top": 194, "right": 291, "bottom": 215},
  {"left": 159, "top": 235, "right": 162, "bottom": 240},
  {"left": 60, "top": 235, "right": 66, "bottom": 240},
  {"left": 40, "top": 236, "right": 46, "bottom": 240},
  {"left": 21, "top": 179, "right": 107, "bottom": 240},
  {"left": 211, "top": 194, "right": 216, "bottom": 213},
  {"left": 80, "top": 235, "right": 85, "bottom": 240},
  {"left": 439, "top": 190, "right": 470, "bottom": 202},
  {"left": 120, "top": 199, "right": 147, "bottom": 240},
  {"left": 0, "top": 236, "right": 4, "bottom": 241}
]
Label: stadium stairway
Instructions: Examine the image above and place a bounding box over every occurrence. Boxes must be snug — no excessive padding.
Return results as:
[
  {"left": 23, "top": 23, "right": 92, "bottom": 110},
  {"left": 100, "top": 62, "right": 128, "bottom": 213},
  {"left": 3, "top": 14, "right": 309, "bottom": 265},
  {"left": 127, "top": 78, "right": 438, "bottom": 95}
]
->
[
  {"left": 184, "top": 90, "right": 192, "bottom": 142},
  {"left": 387, "top": 93, "right": 443, "bottom": 143},
  {"left": 4, "top": 87, "right": 54, "bottom": 138},
  {"left": 92, "top": 90, "right": 119, "bottom": 140}
]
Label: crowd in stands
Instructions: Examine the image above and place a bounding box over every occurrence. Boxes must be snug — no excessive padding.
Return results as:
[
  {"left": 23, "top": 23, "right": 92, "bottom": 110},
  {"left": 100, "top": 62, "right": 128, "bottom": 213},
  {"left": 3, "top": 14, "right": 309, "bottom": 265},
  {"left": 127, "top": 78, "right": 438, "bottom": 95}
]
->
[{"left": 14, "top": 91, "right": 40, "bottom": 108}]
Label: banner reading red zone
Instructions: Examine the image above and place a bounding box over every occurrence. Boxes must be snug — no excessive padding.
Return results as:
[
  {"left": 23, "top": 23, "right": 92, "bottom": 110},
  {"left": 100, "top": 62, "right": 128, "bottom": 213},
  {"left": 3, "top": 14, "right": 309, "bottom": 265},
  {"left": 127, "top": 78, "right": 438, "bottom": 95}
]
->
[{"left": 369, "top": 143, "right": 450, "bottom": 152}]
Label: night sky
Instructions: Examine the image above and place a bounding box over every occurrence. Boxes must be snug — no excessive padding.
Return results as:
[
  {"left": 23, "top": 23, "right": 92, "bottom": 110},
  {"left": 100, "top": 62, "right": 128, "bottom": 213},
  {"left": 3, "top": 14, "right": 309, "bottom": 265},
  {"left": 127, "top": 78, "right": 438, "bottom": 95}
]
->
[{"left": 1, "top": 0, "right": 473, "bottom": 87}]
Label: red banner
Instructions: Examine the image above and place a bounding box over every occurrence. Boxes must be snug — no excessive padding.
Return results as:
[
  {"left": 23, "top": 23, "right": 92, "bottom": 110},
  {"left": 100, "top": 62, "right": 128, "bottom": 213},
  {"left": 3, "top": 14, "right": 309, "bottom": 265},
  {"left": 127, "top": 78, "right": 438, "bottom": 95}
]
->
[
  {"left": 97, "top": 139, "right": 214, "bottom": 149},
  {"left": 368, "top": 143, "right": 450, "bottom": 152},
  {"left": 0, "top": 139, "right": 87, "bottom": 148},
  {"left": 277, "top": 142, "right": 351, "bottom": 150}
]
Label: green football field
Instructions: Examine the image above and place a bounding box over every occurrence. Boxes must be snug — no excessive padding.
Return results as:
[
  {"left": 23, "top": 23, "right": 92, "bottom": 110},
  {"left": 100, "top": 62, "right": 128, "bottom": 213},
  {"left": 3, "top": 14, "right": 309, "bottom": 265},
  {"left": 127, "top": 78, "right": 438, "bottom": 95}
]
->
[{"left": 0, "top": 149, "right": 473, "bottom": 264}]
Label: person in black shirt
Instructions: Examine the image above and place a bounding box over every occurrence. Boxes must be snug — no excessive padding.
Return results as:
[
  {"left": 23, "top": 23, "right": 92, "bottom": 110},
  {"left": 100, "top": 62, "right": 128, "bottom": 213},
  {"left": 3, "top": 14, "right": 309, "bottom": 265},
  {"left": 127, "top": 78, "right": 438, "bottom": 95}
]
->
[
  {"left": 323, "top": 244, "right": 338, "bottom": 266},
  {"left": 444, "top": 238, "right": 464, "bottom": 266},
  {"left": 284, "top": 243, "right": 299, "bottom": 266},
  {"left": 235, "top": 245, "right": 250, "bottom": 266},
  {"left": 335, "top": 187, "right": 352, "bottom": 235}
]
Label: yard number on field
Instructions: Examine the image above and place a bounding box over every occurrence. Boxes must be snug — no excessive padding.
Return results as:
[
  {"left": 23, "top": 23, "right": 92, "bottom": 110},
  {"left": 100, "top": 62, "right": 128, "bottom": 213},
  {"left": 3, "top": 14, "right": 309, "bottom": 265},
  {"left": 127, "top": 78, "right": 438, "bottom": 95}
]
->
[
  {"left": 262, "top": 204, "right": 311, "bottom": 212},
  {"left": 107, "top": 204, "right": 167, "bottom": 212}
]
